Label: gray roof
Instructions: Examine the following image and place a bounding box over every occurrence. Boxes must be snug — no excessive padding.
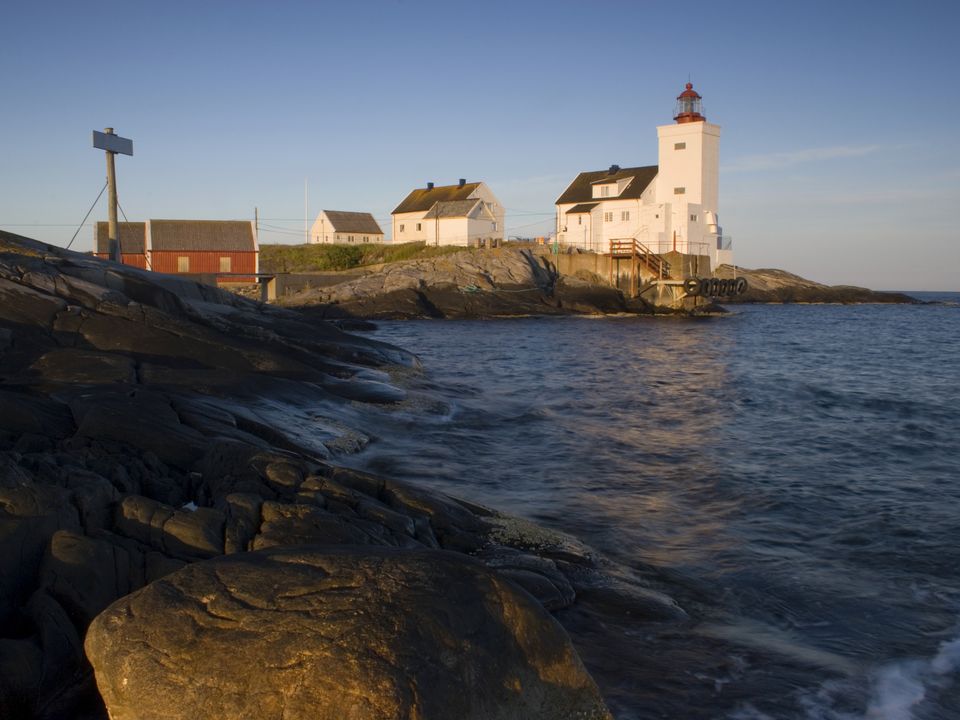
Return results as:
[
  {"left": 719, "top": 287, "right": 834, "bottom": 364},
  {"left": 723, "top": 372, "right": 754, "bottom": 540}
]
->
[
  {"left": 150, "top": 220, "right": 255, "bottom": 252},
  {"left": 422, "top": 200, "right": 481, "bottom": 219},
  {"left": 393, "top": 182, "right": 481, "bottom": 214},
  {"left": 322, "top": 211, "right": 383, "bottom": 235},
  {"left": 556, "top": 165, "right": 658, "bottom": 205},
  {"left": 95, "top": 222, "right": 146, "bottom": 254},
  {"left": 565, "top": 203, "right": 599, "bottom": 214}
]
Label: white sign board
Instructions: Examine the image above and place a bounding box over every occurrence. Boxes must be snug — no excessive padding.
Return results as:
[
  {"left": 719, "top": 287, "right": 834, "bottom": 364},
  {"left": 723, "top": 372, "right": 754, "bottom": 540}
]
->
[{"left": 92, "top": 130, "right": 133, "bottom": 156}]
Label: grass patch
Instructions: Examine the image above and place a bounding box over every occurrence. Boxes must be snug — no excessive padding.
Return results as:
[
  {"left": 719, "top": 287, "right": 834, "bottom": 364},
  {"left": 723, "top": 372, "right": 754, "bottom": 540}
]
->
[{"left": 260, "top": 241, "right": 470, "bottom": 273}]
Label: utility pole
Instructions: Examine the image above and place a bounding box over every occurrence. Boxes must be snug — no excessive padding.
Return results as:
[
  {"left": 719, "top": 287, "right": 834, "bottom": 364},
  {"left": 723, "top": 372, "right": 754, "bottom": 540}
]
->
[
  {"left": 304, "top": 178, "right": 308, "bottom": 244},
  {"left": 92, "top": 128, "right": 133, "bottom": 262}
]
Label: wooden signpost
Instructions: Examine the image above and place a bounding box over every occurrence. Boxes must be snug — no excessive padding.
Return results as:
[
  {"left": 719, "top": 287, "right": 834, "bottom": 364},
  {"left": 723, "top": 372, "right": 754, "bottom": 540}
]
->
[{"left": 92, "top": 128, "right": 133, "bottom": 262}]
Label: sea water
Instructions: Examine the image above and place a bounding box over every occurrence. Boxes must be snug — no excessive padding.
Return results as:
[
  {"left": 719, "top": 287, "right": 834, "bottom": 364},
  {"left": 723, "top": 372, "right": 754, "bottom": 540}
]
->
[{"left": 341, "top": 295, "right": 960, "bottom": 719}]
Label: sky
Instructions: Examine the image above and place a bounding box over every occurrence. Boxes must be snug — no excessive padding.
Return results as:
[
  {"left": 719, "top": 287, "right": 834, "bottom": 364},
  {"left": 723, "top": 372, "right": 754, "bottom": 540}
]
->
[{"left": 2, "top": 0, "right": 958, "bottom": 290}]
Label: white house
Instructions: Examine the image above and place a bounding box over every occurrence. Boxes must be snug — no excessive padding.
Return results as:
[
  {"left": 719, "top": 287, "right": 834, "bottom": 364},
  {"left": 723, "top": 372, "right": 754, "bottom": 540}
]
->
[
  {"left": 310, "top": 210, "right": 384, "bottom": 244},
  {"left": 555, "top": 83, "right": 732, "bottom": 268},
  {"left": 392, "top": 180, "right": 504, "bottom": 247}
]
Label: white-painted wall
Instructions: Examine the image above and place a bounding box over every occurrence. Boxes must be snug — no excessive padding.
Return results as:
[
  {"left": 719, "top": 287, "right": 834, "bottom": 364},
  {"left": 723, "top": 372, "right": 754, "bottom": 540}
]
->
[
  {"left": 655, "top": 121, "right": 721, "bottom": 257},
  {"left": 392, "top": 211, "right": 433, "bottom": 244}
]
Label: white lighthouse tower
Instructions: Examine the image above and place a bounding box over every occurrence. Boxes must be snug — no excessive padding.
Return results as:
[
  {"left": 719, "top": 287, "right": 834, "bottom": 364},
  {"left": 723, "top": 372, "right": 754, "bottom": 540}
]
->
[{"left": 654, "top": 83, "right": 729, "bottom": 266}]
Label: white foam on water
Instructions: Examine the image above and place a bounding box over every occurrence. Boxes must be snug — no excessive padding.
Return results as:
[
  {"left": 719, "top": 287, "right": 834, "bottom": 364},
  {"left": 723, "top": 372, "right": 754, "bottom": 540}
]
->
[
  {"left": 862, "top": 634, "right": 960, "bottom": 720},
  {"left": 722, "top": 627, "right": 960, "bottom": 720}
]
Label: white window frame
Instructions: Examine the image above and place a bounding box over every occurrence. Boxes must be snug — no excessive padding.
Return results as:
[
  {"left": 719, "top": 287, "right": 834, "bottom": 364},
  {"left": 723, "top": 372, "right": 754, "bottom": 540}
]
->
[{"left": 621, "top": 211, "right": 630, "bottom": 221}]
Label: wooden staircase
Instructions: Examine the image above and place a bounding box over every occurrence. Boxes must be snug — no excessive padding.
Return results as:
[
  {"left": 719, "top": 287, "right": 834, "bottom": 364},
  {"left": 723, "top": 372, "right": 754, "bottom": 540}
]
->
[{"left": 608, "top": 238, "right": 670, "bottom": 297}]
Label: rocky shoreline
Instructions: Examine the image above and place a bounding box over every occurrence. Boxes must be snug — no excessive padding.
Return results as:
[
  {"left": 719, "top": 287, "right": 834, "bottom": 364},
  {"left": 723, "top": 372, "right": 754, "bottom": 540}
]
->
[
  {"left": 277, "top": 248, "right": 692, "bottom": 319},
  {"left": 1, "top": 231, "right": 683, "bottom": 719},
  {"left": 271, "top": 248, "right": 916, "bottom": 320}
]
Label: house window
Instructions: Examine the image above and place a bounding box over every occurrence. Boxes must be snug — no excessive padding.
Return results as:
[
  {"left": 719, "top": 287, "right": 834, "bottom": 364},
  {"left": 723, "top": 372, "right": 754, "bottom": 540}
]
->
[
  {"left": 603, "top": 212, "right": 613, "bottom": 222},
  {"left": 177, "top": 256, "right": 190, "bottom": 272},
  {"left": 600, "top": 186, "right": 610, "bottom": 197},
  {"left": 219, "top": 256, "right": 231, "bottom": 272},
  {"left": 674, "top": 142, "right": 686, "bottom": 150},
  {"left": 690, "top": 214, "right": 697, "bottom": 222},
  {"left": 578, "top": 216, "right": 582, "bottom": 225},
  {"left": 348, "top": 235, "right": 354, "bottom": 242},
  {"left": 399, "top": 225, "right": 405, "bottom": 232},
  {"left": 492, "top": 222, "right": 497, "bottom": 230},
  {"left": 655, "top": 214, "right": 660, "bottom": 219},
  {"left": 416, "top": 223, "right": 422, "bottom": 231},
  {"left": 674, "top": 187, "right": 685, "bottom": 195},
  {"left": 363, "top": 236, "right": 369, "bottom": 242},
  {"left": 621, "top": 211, "right": 630, "bottom": 221}
]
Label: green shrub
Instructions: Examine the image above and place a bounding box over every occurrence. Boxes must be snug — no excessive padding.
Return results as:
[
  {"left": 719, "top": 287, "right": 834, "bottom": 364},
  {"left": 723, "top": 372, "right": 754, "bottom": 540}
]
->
[{"left": 260, "top": 242, "right": 471, "bottom": 273}]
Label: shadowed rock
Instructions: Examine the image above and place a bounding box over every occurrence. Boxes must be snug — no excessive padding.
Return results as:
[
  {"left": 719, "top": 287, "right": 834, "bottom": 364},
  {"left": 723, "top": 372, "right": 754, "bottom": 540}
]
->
[
  {"left": 0, "top": 231, "right": 681, "bottom": 719},
  {"left": 85, "top": 546, "right": 613, "bottom": 720}
]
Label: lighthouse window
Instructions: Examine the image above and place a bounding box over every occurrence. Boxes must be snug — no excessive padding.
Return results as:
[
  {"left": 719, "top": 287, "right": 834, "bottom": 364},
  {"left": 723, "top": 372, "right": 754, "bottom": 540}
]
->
[
  {"left": 674, "top": 187, "right": 686, "bottom": 195},
  {"left": 674, "top": 142, "right": 686, "bottom": 150},
  {"left": 690, "top": 214, "right": 697, "bottom": 222}
]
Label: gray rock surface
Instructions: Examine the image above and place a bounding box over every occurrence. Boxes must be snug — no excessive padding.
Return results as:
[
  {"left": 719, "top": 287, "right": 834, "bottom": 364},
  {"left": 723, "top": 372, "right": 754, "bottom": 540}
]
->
[
  {"left": 86, "top": 546, "right": 613, "bottom": 720},
  {"left": 0, "top": 231, "right": 678, "bottom": 719},
  {"left": 714, "top": 265, "right": 917, "bottom": 304},
  {"left": 285, "top": 248, "right": 657, "bottom": 319}
]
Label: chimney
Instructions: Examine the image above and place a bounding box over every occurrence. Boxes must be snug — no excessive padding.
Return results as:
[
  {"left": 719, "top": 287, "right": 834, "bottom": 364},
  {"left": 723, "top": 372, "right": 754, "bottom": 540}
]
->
[
  {"left": 458, "top": 178, "right": 466, "bottom": 188},
  {"left": 608, "top": 164, "right": 620, "bottom": 175},
  {"left": 427, "top": 182, "right": 434, "bottom": 190}
]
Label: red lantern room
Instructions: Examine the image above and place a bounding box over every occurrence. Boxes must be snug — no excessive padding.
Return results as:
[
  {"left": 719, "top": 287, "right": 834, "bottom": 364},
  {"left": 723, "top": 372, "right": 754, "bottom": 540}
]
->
[{"left": 674, "top": 82, "right": 705, "bottom": 123}]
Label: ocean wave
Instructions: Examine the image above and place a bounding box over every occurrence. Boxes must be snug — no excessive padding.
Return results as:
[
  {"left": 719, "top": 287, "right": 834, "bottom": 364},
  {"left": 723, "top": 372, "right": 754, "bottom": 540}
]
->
[{"left": 726, "top": 627, "right": 960, "bottom": 720}]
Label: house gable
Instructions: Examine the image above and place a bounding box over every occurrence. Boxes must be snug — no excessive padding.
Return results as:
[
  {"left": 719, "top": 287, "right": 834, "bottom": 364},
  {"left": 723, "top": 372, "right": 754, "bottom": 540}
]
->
[{"left": 556, "top": 165, "right": 658, "bottom": 205}]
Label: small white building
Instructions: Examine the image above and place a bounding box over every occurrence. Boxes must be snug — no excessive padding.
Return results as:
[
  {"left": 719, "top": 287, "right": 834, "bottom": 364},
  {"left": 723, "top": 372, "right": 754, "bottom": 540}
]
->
[
  {"left": 310, "top": 210, "right": 384, "bottom": 244},
  {"left": 556, "top": 83, "right": 732, "bottom": 268},
  {"left": 392, "top": 180, "right": 504, "bottom": 247}
]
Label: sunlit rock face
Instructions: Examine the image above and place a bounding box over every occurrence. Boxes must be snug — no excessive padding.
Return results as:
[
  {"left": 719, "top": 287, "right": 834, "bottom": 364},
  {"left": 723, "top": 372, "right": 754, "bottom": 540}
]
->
[{"left": 85, "top": 546, "right": 613, "bottom": 720}]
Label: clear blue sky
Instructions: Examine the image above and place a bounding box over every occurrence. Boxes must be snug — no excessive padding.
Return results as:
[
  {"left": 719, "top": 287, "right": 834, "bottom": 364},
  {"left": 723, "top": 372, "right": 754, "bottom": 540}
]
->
[{"left": 2, "top": 0, "right": 958, "bottom": 290}]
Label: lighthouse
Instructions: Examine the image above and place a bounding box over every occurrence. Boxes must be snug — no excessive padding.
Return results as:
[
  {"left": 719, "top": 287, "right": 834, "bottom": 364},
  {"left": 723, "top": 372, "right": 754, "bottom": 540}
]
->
[
  {"left": 654, "top": 83, "right": 724, "bottom": 261},
  {"left": 554, "top": 81, "right": 731, "bottom": 269}
]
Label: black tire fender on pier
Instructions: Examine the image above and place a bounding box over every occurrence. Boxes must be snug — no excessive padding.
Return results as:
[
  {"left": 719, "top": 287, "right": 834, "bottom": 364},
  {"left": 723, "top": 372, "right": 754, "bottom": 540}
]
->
[
  {"left": 684, "top": 277, "right": 701, "bottom": 295},
  {"left": 735, "top": 277, "right": 749, "bottom": 295}
]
